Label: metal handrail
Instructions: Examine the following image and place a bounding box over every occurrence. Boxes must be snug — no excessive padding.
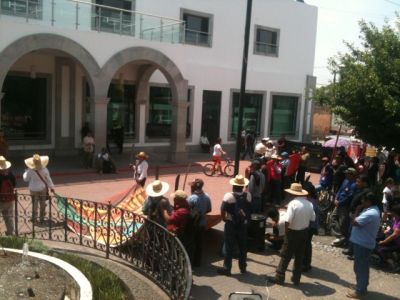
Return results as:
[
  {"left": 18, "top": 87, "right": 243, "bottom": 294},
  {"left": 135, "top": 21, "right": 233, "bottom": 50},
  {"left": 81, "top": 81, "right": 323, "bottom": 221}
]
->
[
  {"left": 70, "top": 0, "right": 183, "bottom": 25},
  {"left": 0, "top": 192, "right": 192, "bottom": 300}
]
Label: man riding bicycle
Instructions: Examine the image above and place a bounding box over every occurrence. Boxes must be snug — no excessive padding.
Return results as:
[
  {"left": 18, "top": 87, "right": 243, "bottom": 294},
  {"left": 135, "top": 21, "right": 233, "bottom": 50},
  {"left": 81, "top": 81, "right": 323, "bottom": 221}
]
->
[{"left": 213, "top": 137, "right": 226, "bottom": 176}]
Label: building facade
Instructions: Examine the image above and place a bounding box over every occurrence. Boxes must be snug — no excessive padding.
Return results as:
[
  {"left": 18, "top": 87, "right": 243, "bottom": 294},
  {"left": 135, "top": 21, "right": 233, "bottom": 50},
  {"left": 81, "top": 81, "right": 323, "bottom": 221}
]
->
[{"left": 0, "top": 0, "right": 317, "bottom": 160}]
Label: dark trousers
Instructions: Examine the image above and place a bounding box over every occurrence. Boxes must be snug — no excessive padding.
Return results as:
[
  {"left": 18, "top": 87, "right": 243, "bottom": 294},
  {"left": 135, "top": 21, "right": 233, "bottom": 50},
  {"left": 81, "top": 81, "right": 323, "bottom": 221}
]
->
[
  {"left": 241, "top": 147, "right": 254, "bottom": 160},
  {"left": 303, "top": 228, "right": 317, "bottom": 268},
  {"left": 276, "top": 228, "right": 308, "bottom": 282},
  {"left": 223, "top": 221, "right": 247, "bottom": 272},
  {"left": 331, "top": 206, "right": 350, "bottom": 238},
  {"left": 192, "top": 226, "right": 205, "bottom": 267},
  {"left": 270, "top": 180, "right": 282, "bottom": 205},
  {"left": 296, "top": 166, "right": 306, "bottom": 184}
]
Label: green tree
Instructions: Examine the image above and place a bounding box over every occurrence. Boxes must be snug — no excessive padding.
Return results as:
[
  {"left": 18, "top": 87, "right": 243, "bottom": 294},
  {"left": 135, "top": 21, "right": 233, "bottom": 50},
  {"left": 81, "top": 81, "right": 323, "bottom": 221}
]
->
[{"left": 314, "top": 20, "right": 400, "bottom": 149}]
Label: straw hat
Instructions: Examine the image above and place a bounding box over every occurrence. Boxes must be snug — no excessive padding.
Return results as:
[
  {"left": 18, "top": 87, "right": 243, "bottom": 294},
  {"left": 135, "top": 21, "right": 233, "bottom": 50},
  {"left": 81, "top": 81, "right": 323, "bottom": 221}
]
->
[
  {"left": 24, "top": 154, "right": 49, "bottom": 170},
  {"left": 146, "top": 180, "right": 169, "bottom": 197},
  {"left": 170, "top": 189, "right": 188, "bottom": 200},
  {"left": 136, "top": 152, "right": 149, "bottom": 159},
  {"left": 229, "top": 175, "right": 249, "bottom": 187},
  {"left": 285, "top": 183, "right": 309, "bottom": 196},
  {"left": 0, "top": 156, "right": 11, "bottom": 170}
]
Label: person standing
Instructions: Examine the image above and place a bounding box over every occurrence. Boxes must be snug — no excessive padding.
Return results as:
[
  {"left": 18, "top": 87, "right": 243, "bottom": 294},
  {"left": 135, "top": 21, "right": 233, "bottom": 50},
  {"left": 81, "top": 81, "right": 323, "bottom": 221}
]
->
[
  {"left": 143, "top": 180, "right": 171, "bottom": 227},
  {"left": 200, "top": 132, "right": 210, "bottom": 153},
  {"left": 212, "top": 138, "right": 226, "bottom": 176},
  {"left": 296, "top": 146, "right": 310, "bottom": 184},
  {"left": 132, "top": 152, "right": 149, "bottom": 187},
  {"left": 82, "top": 131, "right": 95, "bottom": 168},
  {"left": 0, "top": 131, "right": 9, "bottom": 157},
  {"left": 241, "top": 130, "right": 255, "bottom": 160},
  {"left": 266, "top": 154, "right": 283, "bottom": 205},
  {"left": 188, "top": 179, "right": 212, "bottom": 267},
  {"left": 269, "top": 183, "right": 315, "bottom": 285},
  {"left": 346, "top": 192, "right": 380, "bottom": 299},
  {"left": 0, "top": 156, "right": 16, "bottom": 235},
  {"left": 248, "top": 160, "right": 265, "bottom": 213},
  {"left": 217, "top": 175, "right": 251, "bottom": 276},
  {"left": 23, "top": 154, "right": 55, "bottom": 224}
]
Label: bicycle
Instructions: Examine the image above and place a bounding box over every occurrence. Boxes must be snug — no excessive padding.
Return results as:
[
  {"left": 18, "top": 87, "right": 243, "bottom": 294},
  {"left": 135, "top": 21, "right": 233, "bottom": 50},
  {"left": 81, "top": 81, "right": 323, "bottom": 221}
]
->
[
  {"left": 203, "top": 157, "right": 234, "bottom": 177},
  {"left": 316, "top": 186, "right": 335, "bottom": 235}
]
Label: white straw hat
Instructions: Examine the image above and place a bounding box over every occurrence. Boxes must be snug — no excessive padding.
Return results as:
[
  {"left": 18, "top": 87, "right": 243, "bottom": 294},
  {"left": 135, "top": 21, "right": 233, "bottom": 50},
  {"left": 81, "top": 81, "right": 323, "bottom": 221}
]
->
[
  {"left": 145, "top": 180, "right": 169, "bottom": 197},
  {"left": 24, "top": 154, "right": 49, "bottom": 170}
]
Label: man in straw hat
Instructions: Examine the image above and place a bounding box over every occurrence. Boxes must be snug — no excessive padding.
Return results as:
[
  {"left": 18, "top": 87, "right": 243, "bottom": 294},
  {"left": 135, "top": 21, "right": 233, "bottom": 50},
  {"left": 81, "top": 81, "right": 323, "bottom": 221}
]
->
[
  {"left": 217, "top": 175, "right": 252, "bottom": 276},
  {"left": 0, "top": 156, "right": 16, "bottom": 235},
  {"left": 23, "top": 154, "right": 55, "bottom": 225},
  {"left": 268, "top": 183, "right": 315, "bottom": 286},
  {"left": 142, "top": 180, "right": 171, "bottom": 227},
  {"left": 131, "top": 152, "right": 149, "bottom": 187}
]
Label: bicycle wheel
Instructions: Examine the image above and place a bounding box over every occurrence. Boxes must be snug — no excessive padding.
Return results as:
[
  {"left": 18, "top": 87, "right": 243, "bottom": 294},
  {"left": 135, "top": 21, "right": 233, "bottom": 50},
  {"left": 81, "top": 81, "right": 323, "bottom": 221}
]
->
[
  {"left": 203, "top": 163, "right": 216, "bottom": 176},
  {"left": 224, "top": 164, "right": 234, "bottom": 177}
]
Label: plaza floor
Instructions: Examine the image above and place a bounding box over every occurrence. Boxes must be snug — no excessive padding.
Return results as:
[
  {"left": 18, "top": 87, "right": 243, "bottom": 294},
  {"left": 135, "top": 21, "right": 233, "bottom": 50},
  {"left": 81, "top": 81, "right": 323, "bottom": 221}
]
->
[{"left": 11, "top": 152, "right": 400, "bottom": 300}]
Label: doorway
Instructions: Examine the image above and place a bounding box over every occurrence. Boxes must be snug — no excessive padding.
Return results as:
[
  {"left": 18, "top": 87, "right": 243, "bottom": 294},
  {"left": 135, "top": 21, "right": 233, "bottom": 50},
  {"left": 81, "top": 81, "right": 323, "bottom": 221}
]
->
[{"left": 201, "top": 90, "right": 221, "bottom": 146}]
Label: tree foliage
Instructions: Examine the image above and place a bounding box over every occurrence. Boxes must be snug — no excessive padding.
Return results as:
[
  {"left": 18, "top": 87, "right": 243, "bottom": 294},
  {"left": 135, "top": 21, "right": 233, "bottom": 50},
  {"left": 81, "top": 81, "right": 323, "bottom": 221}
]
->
[{"left": 314, "top": 21, "right": 400, "bottom": 149}]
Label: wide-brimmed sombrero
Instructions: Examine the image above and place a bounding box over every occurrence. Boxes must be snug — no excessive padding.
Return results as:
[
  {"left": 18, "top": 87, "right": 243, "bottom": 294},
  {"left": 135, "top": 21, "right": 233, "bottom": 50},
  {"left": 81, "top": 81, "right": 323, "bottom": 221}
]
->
[
  {"left": 24, "top": 154, "right": 49, "bottom": 170},
  {"left": 0, "top": 156, "right": 11, "bottom": 170},
  {"left": 229, "top": 175, "right": 249, "bottom": 187},
  {"left": 285, "top": 183, "right": 308, "bottom": 196},
  {"left": 146, "top": 180, "right": 169, "bottom": 197},
  {"left": 136, "top": 152, "right": 149, "bottom": 159}
]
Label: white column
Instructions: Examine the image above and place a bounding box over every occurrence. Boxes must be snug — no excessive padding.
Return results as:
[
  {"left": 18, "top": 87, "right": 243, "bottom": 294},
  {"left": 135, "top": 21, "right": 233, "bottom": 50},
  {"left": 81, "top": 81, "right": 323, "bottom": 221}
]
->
[
  {"left": 139, "top": 103, "right": 146, "bottom": 144},
  {"left": 91, "top": 96, "right": 110, "bottom": 151}
]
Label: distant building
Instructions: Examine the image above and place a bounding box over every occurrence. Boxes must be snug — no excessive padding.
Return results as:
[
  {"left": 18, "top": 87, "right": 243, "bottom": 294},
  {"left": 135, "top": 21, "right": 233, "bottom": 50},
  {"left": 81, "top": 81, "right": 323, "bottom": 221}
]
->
[{"left": 0, "top": 0, "right": 317, "bottom": 159}]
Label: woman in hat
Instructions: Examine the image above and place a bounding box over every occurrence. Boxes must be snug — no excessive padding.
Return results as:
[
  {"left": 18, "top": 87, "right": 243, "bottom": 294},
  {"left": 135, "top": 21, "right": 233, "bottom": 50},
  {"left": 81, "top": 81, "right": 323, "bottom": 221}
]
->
[
  {"left": 142, "top": 180, "right": 171, "bottom": 226},
  {"left": 217, "top": 175, "right": 252, "bottom": 276},
  {"left": 23, "top": 154, "right": 55, "bottom": 224},
  {"left": 132, "top": 152, "right": 149, "bottom": 187},
  {"left": 0, "top": 156, "right": 16, "bottom": 235}
]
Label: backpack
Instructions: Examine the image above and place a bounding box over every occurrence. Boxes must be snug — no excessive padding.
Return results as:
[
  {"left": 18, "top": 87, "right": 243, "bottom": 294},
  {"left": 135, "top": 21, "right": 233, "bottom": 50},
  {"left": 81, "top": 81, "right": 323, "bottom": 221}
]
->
[
  {"left": 0, "top": 178, "right": 15, "bottom": 202},
  {"left": 188, "top": 204, "right": 202, "bottom": 231},
  {"left": 232, "top": 192, "right": 249, "bottom": 225}
]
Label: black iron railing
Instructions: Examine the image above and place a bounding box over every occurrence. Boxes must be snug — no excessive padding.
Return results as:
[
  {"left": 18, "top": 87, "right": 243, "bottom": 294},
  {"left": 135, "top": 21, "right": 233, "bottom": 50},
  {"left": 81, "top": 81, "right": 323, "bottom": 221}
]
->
[{"left": 0, "top": 192, "right": 192, "bottom": 300}]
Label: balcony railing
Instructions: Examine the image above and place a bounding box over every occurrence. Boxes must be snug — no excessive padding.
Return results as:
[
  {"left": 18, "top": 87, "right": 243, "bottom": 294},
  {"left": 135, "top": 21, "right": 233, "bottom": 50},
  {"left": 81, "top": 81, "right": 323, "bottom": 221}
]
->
[
  {"left": 0, "top": 0, "right": 185, "bottom": 44},
  {"left": 184, "top": 28, "right": 212, "bottom": 47}
]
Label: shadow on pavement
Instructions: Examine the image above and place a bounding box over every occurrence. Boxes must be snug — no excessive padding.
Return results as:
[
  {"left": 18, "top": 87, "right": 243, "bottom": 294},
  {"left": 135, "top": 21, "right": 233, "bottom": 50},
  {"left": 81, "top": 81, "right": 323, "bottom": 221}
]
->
[
  {"left": 302, "top": 265, "right": 352, "bottom": 288},
  {"left": 298, "top": 281, "right": 336, "bottom": 297},
  {"left": 189, "top": 284, "right": 221, "bottom": 300}
]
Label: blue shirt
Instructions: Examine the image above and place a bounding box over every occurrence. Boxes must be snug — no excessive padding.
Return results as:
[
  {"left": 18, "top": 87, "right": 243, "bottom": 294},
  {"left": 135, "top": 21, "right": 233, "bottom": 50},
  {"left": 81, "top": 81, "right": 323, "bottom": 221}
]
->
[
  {"left": 308, "top": 198, "right": 320, "bottom": 230},
  {"left": 188, "top": 192, "right": 212, "bottom": 227},
  {"left": 350, "top": 205, "right": 380, "bottom": 249},
  {"left": 336, "top": 179, "right": 357, "bottom": 207}
]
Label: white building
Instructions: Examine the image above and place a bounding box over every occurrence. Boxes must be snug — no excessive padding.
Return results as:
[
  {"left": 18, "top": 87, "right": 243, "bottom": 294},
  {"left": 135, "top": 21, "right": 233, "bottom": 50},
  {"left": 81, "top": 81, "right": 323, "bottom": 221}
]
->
[{"left": 0, "top": 0, "right": 317, "bottom": 160}]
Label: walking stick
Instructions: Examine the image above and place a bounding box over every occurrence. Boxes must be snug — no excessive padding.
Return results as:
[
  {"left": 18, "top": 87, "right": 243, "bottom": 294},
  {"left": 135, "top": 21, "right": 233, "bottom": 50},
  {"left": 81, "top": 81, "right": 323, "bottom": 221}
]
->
[
  {"left": 155, "top": 165, "right": 160, "bottom": 180},
  {"left": 174, "top": 174, "right": 181, "bottom": 191},
  {"left": 182, "top": 162, "right": 192, "bottom": 190}
]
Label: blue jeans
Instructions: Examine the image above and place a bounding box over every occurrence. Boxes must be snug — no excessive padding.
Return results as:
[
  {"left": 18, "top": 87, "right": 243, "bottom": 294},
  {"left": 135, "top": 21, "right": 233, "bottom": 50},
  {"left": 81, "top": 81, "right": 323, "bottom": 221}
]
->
[
  {"left": 223, "top": 221, "right": 247, "bottom": 271},
  {"left": 353, "top": 243, "right": 372, "bottom": 294}
]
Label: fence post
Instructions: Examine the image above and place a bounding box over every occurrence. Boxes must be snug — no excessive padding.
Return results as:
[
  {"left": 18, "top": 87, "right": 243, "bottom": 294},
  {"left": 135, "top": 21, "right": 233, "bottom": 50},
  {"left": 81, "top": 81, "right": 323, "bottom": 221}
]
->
[
  {"left": 48, "top": 194, "right": 52, "bottom": 240},
  {"left": 105, "top": 201, "right": 112, "bottom": 259},
  {"left": 64, "top": 196, "right": 68, "bottom": 243},
  {"left": 79, "top": 199, "right": 83, "bottom": 245},
  {"left": 94, "top": 202, "right": 98, "bottom": 249},
  {"left": 14, "top": 190, "right": 18, "bottom": 237}
]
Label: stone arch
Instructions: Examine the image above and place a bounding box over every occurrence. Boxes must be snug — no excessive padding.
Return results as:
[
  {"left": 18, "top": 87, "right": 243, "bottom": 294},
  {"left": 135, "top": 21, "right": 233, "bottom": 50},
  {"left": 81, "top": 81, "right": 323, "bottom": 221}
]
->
[
  {"left": 99, "top": 47, "right": 188, "bottom": 160},
  {"left": 0, "top": 33, "right": 100, "bottom": 93}
]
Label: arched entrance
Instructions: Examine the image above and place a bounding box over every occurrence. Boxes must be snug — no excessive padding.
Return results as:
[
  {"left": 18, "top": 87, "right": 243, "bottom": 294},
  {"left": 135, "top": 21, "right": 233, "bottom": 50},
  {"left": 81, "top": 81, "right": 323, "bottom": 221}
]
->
[
  {"left": 98, "top": 47, "right": 188, "bottom": 161},
  {"left": 0, "top": 34, "right": 100, "bottom": 154}
]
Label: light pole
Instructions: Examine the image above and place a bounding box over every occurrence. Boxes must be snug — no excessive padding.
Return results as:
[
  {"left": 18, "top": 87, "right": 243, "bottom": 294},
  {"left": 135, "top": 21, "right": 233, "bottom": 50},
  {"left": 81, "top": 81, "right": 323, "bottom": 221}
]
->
[{"left": 234, "top": 0, "right": 253, "bottom": 176}]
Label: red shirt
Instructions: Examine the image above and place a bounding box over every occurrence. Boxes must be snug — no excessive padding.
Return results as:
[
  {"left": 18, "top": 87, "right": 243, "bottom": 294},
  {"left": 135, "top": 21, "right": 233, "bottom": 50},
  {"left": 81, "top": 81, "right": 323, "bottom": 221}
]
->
[
  {"left": 287, "top": 153, "right": 301, "bottom": 176},
  {"left": 267, "top": 160, "right": 283, "bottom": 181},
  {"left": 167, "top": 207, "right": 190, "bottom": 234}
]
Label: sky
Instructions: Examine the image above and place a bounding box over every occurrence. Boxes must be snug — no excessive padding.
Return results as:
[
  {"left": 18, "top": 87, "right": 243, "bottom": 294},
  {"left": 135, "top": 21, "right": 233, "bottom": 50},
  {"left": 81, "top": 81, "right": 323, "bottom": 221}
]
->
[{"left": 306, "top": 0, "right": 399, "bottom": 86}]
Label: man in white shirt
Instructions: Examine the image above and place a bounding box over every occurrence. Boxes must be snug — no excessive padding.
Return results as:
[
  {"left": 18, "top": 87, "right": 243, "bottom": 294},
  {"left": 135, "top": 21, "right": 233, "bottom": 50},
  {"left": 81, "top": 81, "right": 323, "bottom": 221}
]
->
[
  {"left": 132, "top": 152, "right": 149, "bottom": 187},
  {"left": 200, "top": 132, "right": 210, "bottom": 153},
  {"left": 269, "top": 183, "right": 315, "bottom": 286},
  {"left": 23, "top": 154, "right": 55, "bottom": 224}
]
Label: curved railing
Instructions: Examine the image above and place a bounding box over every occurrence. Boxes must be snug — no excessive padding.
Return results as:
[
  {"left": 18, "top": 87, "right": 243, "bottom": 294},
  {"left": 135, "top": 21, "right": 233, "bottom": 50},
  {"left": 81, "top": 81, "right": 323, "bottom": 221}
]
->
[{"left": 0, "top": 193, "right": 192, "bottom": 300}]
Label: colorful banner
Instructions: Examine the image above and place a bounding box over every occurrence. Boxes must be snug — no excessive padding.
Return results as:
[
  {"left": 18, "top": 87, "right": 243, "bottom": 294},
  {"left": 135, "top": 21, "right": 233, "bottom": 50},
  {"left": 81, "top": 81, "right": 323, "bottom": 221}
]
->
[{"left": 56, "top": 184, "right": 147, "bottom": 247}]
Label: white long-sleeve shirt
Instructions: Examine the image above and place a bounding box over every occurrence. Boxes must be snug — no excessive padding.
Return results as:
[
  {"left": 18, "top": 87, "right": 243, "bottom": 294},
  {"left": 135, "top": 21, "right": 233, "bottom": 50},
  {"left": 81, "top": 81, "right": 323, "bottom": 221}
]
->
[
  {"left": 134, "top": 160, "right": 148, "bottom": 181},
  {"left": 23, "top": 168, "right": 55, "bottom": 192}
]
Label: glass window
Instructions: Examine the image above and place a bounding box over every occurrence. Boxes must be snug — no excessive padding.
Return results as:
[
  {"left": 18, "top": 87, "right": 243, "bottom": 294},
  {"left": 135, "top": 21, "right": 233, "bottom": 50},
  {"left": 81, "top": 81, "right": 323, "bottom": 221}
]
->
[
  {"left": 93, "top": 0, "right": 134, "bottom": 35},
  {"left": 230, "top": 93, "right": 263, "bottom": 138},
  {"left": 255, "top": 26, "right": 279, "bottom": 56},
  {"left": 147, "top": 86, "right": 191, "bottom": 138},
  {"left": 0, "top": 0, "right": 42, "bottom": 19},
  {"left": 107, "top": 83, "right": 135, "bottom": 139},
  {"left": 270, "top": 95, "right": 298, "bottom": 136},
  {"left": 183, "top": 13, "right": 211, "bottom": 46},
  {"left": 1, "top": 75, "right": 48, "bottom": 140}
]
